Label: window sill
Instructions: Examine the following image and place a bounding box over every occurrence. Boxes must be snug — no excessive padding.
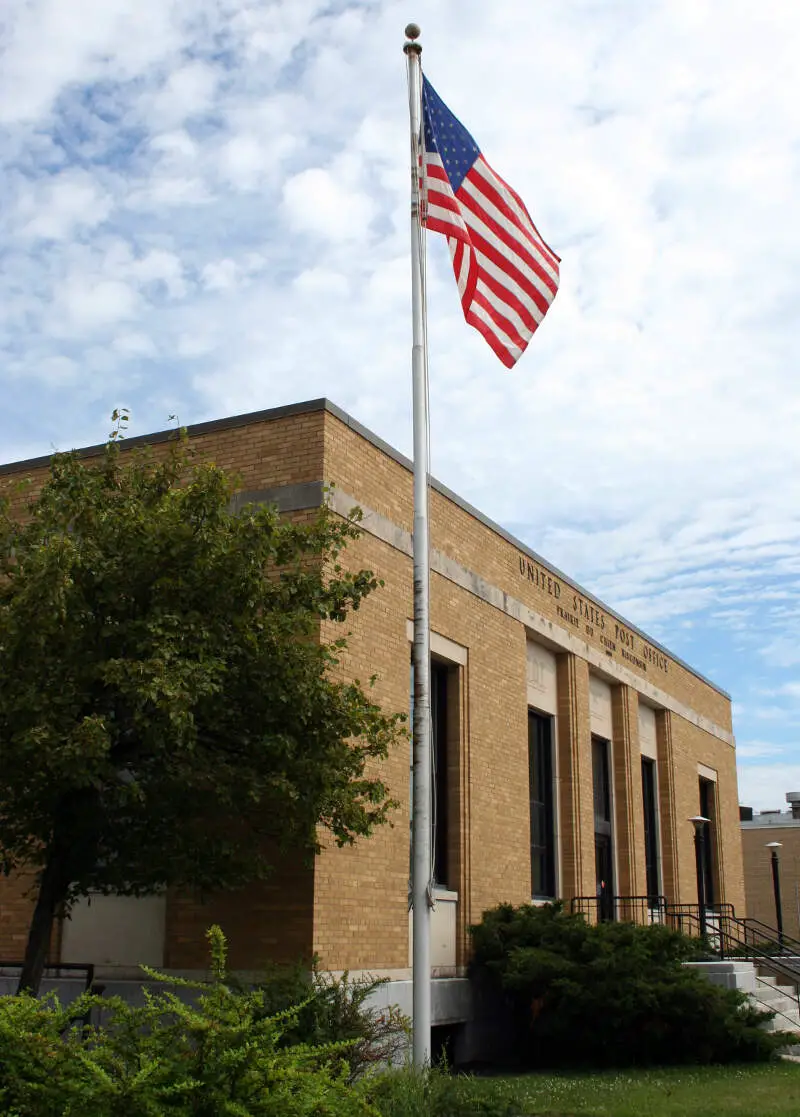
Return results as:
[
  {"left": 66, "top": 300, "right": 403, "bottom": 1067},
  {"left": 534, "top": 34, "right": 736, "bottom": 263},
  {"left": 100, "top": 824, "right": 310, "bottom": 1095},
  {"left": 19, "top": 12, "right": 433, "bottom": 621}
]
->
[{"left": 433, "top": 887, "right": 459, "bottom": 903}]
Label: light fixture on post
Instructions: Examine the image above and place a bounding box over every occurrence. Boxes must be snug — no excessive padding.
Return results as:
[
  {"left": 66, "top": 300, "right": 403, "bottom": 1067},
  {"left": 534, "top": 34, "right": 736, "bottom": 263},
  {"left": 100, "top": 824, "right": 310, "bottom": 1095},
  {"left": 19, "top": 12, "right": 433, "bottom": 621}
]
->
[
  {"left": 689, "top": 816, "right": 711, "bottom": 939},
  {"left": 766, "top": 842, "right": 784, "bottom": 947}
]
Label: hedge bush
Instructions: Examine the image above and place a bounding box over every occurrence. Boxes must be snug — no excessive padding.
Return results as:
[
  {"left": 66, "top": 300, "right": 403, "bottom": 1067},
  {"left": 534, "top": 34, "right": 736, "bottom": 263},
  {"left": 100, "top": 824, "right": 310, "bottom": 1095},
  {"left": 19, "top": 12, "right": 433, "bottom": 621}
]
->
[
  {"left": 241, "top": 961, "right": 409, "bottom": 1079},
  {"left": 469, "top": 902, "right": 789, "bottom": 1068},
  {"left": 0, "top": 927, "right": 379, "bottom": 1117}
]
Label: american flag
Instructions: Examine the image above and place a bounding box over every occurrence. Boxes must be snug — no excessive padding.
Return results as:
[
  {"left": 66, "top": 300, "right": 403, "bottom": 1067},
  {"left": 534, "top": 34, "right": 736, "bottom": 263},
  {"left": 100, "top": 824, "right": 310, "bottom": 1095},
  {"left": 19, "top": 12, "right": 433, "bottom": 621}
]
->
[{"left": 421, "top": 76, "right": 560, "bottom": 368}]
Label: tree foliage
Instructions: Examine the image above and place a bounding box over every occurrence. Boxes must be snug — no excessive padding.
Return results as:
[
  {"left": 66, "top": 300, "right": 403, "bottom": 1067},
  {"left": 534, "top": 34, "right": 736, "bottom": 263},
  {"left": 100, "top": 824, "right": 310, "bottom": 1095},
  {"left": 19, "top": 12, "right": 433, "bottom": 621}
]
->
[{"left": 0, "top": 429, "right": 403, "bottom": 991}]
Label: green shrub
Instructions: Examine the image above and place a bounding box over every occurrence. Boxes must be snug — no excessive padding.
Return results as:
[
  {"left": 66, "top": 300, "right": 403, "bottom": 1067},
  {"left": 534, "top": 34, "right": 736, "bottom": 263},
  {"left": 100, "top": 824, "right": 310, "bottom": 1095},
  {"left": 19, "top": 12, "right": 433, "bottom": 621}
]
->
[
  {"left": 241, "top": 962, "right": 409, "bottom": 1080},
  {"left": 0, "top": 927, "right": 378, "bottom": 1117},
  {"left": 469, "top": 902, "right": 790, "bottom": 1069}
]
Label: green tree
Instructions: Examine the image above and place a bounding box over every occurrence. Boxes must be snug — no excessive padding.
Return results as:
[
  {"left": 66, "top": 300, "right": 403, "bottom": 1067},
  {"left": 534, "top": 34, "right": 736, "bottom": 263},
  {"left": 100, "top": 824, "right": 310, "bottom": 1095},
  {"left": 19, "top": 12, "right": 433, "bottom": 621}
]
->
[{"left": 0, "top": 425, "right": 403, "bottom": 994}]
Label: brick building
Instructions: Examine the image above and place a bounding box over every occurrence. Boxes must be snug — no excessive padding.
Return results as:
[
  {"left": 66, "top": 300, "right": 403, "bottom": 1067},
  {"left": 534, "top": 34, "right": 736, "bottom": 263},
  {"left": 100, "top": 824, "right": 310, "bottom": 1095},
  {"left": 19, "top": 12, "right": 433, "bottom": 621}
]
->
[
  {"left": 0, "top": 398, "right": 744, "bottom": 1018},
  {"left": 741, "top": 797, "right": 800, "bottom": 942}
]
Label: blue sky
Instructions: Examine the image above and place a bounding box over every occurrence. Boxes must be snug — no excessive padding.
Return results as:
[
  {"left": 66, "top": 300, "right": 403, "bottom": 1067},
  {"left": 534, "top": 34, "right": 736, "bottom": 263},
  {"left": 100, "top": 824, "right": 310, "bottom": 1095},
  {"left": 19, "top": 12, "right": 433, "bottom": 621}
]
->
[{"left": 2, "top": 0, "right": 799, "bottom": 808}]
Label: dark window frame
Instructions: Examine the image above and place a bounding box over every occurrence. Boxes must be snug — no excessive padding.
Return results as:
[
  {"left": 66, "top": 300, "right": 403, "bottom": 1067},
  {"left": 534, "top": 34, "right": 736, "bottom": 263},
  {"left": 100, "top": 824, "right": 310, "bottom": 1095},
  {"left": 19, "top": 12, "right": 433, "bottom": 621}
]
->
[
  {"left": 641, "top": 756, "right": 661, "bottom": 902},
  {"left": 592, "top": 735, "right": 614, "bottom": 920},
  {"left": 409, "top": 655, "right": 457, "bottom": 892},
  {"left": 431, "top": 659, "right": 450, "bottom": 889},
  {"left": 592, "top": 735, "right": 613, "bottom": 836},
  {"left": 699, "top": 777, "right": 717, "bottom": 907},
  {"left": 528, "top": 710, "right": 556, "bottom": 900}
]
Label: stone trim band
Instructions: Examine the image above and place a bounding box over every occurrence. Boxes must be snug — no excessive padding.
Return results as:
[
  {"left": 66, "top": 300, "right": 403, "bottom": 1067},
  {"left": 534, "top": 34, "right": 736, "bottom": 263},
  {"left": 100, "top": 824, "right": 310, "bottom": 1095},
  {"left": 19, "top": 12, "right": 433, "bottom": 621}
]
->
[{"left": 230, "top": 481, "right": 733, "bottom": 747}]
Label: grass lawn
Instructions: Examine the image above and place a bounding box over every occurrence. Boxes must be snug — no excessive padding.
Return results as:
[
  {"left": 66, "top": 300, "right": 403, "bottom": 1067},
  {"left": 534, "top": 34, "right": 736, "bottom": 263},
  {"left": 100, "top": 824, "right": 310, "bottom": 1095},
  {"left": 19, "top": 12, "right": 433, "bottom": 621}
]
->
[{"left": 469, "top": 1063, "right": 800, "bottom": 1116}]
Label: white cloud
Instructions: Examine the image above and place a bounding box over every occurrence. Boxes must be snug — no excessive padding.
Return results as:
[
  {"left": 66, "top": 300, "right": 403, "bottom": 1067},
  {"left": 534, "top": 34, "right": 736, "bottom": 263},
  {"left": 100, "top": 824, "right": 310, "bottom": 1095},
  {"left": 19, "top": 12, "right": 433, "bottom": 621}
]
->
[
  {"left": 0, "top": 0, "right": 182, "bottom": 124},
  {"left": 2, "top": 0, "right": 800, "bottom": 814},
  {"left": 738, "top": 764, "right": 800, "bottom": 812},
  {"left": 34, "top": 355, "right": 81, "bottom": 386},
  {"left": 218, "top": 125, "right": 298, "bottom": 192},
  {"left": 57, "top": 277, "right": 139, "bottom": 332},
  {"left": 201, "top": 259, "right": 241, "bottom": 292},
  {"left": 293, "top": 267, "right": 350, "bottom": 297},
  {"left": 112, "top": 332, "right": 157, "bottom": 357},
  {"left": 128, "top": 249, "right": 187, "bottom": 299},
  {"left": 127, "top": 176, "right": 212, "bottom": 210},
  {"left": 760, "top": 640, "right": 800, "bottom": 669},
  {"left": 147, "top": 61, "right": 218, "bottom": 128},
  {"left": 17, "top": 169, "right": 114, "bottom": 240},
  {"left": 282, "top": 166, "right": 376, "bottom": 242},
  {"left": 736, "top": 742, "right": 786, "bottom": 761}
]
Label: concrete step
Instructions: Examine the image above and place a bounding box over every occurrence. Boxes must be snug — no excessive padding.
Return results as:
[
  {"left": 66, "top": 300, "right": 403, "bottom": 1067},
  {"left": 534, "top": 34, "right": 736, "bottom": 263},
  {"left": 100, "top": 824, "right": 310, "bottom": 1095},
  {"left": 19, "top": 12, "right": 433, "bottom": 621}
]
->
[
  {"left": 685, "top": 960, "right": 800, "bottom": 1034},
  {"left": 753, "top": 995, "right": 799, "bottom": 1021},
  {"left": 752, "top": 980, "right": 796, "bottom": 1002},
  {"left": 757, "top": 968, "right": 800, "bottom": 992},
  {"left": 750, "top": 986, "right": 800, "bottom": 1033},
  {"left": 761, "top": 1013, "right": 800, "bottom": 1034},
  {"left": 753, "top": 1002, "right": 798, "bottom": 1018}
]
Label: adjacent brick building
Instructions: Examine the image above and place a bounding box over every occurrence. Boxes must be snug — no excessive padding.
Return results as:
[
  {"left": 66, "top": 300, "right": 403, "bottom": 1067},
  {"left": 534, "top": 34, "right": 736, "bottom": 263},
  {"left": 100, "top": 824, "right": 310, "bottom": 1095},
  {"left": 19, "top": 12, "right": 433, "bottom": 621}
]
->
[
  {"left": 741, "top": 798, "right": 800, "bottom": 942},
  {"left": 0, "top": 398, "right": 745, "bottom": 1015}
]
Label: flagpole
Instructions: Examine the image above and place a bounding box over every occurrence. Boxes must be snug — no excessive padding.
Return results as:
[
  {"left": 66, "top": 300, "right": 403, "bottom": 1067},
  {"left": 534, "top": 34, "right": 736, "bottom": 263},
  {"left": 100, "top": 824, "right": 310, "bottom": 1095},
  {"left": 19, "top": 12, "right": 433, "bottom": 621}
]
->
[{"left": 404, "top": 21, "right": 432, "bottom": 1068}]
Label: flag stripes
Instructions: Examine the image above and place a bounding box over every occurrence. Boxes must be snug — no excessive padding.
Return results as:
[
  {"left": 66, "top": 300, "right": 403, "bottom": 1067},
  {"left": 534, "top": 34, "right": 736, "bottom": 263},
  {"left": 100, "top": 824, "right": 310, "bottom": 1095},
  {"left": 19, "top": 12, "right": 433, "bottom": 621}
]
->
[{"left": 421, "top": 76, "right": 559, "bottom": 367}]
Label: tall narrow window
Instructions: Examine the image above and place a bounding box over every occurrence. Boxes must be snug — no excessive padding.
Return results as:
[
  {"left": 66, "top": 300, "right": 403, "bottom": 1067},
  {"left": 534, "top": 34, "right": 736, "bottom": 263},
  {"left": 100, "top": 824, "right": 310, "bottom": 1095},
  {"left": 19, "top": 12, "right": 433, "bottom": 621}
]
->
[
  {"left": 431, "top": 660, "right": 449, "bottom": 888},
  {"left": 699, "top": 777, "right": 717, "bottom": 907},
  {"left": 641, "top": 757, "right": 660, "bottom": 902},
  {"left": 409, "top": 657, "right": 455, "bottom": 891},
  {"left": 592, "top": 736, "right": 614, "bottom": 920},
  {"left": 528, "top": 711, "right": 555, "bottom": 899}
]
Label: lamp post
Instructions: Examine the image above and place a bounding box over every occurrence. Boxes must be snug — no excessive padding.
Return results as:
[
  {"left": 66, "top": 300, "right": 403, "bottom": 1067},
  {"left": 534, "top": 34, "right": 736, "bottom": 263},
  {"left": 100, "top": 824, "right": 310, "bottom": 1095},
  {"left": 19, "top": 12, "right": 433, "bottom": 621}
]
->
[
  {"left": 766, "top": 842, "right": 784, "bottom": 947},
  {"left": 689, "top": 816, "right": 711, "bottom": 939}
]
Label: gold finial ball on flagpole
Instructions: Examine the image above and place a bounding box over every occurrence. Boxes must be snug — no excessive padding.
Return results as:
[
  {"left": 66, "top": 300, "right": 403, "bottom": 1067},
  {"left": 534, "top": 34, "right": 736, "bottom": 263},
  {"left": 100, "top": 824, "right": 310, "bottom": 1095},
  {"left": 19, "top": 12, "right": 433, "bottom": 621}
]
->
[{"left": 405, "top": 23, "right": 421, "bottom": 40}]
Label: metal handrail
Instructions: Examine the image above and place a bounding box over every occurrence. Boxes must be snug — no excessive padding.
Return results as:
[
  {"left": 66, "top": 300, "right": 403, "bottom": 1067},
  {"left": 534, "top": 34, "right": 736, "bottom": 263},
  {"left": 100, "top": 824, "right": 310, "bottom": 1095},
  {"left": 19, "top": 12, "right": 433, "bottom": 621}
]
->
[
  {"left": 665, "top": 907, "right": 800, "bottom": 965},
  {"left": 741, "top": 917, "right": 800, "bottom": 956},
  {"left": 568, "top": 898, "right": 800, "bottom": 1030},
  {"left": 0, "top": 960, "right": 97, "bottom": 1029},
  {"left": 671, "top": 910, "right": 800, "bottom": 1000},
  {"left": 570, "top": 895, "right": 667, "bottom": 924},
  {"left": 664, "top": 901, "right": 736, "bottom": 917},
  {"left": 0, "top": 960, "right": 95, "bottom": 992},
  {"left": 569, "top": 896, "right": 800, "bottom": 968}
]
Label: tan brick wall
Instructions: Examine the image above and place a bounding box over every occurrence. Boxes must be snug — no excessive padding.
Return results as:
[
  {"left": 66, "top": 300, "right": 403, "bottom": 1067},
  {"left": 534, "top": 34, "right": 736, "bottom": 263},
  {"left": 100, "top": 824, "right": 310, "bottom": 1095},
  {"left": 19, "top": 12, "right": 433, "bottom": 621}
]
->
[
  {"left": 321, "top": 409, "right": 744, "bottom": 957},
  {"left": 611, "top": 685, "right": 646, "bottom": 898},
  {"left": 664, "top": 717, "right": 745, "bottom": 912},
  {"left": 322, "top": 410, "right": 731, "bottom": 732},
  {"left": 743, "top": 826, "right": 800, "bottom": 939},
  {"left": 165, "top": 849, "right": 315, "bottom": 971},
  {"left": 312, "top": 524, "right": 532, "bottom": 970},
  {"left": 312, "top": 528, "right": 412, "bottom": 971},
  {"left": 0, "top": 870, "right": 62, "bottom": 964},
  {"left": 0, "top": 410, "right": 327, "bottom": 514},
  {"left": 0, "top": 872, "right": 36, "bottom": 961},
  {"left": 556, "top": 654, "right": 595, "bottom": 900},
  {"left": 656, "top": 710, "right": 681, "bottom": 903}
]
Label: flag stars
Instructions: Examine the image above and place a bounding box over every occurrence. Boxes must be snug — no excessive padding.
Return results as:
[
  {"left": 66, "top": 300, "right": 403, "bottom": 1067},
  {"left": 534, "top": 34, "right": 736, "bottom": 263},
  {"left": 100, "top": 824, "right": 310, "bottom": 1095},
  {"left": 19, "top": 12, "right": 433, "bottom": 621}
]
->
[{"left": 423, "top": 76, "right": 481, "bottom": 191}]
